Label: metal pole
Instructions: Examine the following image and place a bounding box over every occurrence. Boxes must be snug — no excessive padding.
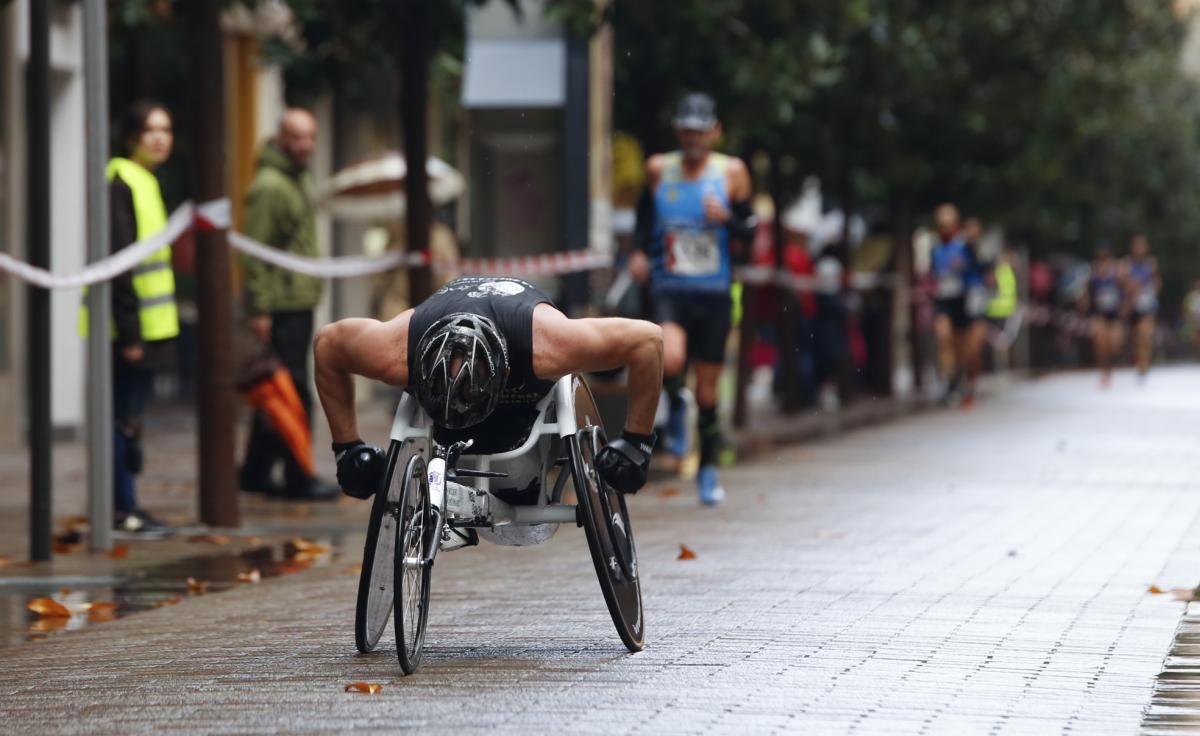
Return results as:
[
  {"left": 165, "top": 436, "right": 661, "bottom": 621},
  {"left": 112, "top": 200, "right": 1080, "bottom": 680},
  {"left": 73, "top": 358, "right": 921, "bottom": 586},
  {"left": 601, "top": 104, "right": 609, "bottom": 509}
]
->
[
  {"left": 401, "top": 0, "right": 432, "bottom": 305},
  {"left": 84, "top": 0, "right": 113, "bottom": 553},
  {"left": 26, "top": 0, "right": 52, "bottom": 561},
  {"left": 189, "top": 0, "right": 239, "bottom": 527}
]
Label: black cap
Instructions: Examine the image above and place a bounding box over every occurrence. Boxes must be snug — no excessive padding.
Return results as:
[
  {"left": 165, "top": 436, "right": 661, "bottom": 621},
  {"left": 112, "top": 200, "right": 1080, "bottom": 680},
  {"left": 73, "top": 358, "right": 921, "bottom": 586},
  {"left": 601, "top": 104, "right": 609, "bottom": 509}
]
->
[{"left": 674, "top": 93, "right": 717, "bottom": 131}]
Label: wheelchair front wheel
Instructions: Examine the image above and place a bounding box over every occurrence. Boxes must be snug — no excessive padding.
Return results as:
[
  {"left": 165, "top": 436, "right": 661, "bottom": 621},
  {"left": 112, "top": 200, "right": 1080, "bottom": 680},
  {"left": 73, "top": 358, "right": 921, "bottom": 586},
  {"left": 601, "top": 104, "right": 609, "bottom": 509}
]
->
[
  {"left": 393, "top": 454, "right": 434, "bottom": 674},
  {"left": 570, "top": 379, "right": 645, "bottom": 652}
]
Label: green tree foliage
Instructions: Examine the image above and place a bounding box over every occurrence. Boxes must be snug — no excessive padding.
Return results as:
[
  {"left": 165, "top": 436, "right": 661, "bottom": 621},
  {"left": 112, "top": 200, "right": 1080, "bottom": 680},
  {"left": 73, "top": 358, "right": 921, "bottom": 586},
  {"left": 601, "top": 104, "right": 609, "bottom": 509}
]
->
[{"left": 599, "top": 0, "right": 1200, "bottom": 299}]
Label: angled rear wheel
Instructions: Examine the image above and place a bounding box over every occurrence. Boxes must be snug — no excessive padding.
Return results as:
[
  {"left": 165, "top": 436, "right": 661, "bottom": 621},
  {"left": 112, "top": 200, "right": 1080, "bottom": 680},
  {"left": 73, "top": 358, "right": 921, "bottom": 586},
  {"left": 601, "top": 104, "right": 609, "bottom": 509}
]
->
[{"left": 355, "top": 440, "right": 410, "bottom": 653}]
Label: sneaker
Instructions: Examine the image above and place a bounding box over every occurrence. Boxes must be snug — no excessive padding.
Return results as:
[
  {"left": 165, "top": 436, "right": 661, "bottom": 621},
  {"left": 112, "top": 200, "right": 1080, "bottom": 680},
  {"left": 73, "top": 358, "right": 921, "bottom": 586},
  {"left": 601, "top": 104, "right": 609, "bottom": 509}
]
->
[
  {"left": 114, "top": 509, "right": 173, "bottom": 538},
  {"left": 697, "top": 465, "right": 726, "bottom": 506}
]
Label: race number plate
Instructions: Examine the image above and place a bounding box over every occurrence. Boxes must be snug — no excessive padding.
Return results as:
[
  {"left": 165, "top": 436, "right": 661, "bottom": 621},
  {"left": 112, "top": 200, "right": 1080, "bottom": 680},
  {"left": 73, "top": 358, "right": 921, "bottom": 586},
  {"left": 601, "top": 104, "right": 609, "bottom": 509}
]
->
[
  {"left": 667, "top": 229, "right": 720, "bottom": 276},
  {"left": 936, "top": 273, "right": 964, "bottom": 299},
  {"left": 1096, "top": 285, "right": 1121, "bottom": 313},
  {"left": 1136, "top": 288, "right": 1158, "bottom": 313}
]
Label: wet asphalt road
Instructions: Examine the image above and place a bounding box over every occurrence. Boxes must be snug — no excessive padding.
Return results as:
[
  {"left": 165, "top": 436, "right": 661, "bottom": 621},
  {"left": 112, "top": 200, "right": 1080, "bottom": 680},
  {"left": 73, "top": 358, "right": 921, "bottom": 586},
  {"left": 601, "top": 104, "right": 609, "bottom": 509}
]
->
[{"left": 2, "top": 368, "right": 1200, "bottom": 734}]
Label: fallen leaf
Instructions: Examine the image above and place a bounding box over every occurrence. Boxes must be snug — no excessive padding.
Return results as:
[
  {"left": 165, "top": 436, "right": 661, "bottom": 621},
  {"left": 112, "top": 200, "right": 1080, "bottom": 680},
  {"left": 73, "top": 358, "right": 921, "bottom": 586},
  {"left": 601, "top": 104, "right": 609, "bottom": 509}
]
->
[
  {"left": 677, "top": 544, "right": 697, "bottom": 561},
  {"left": 1148, "top": 585, "right": 1165, "bottom": 594},
  {"left": 187, "top": 533, "right": 231, "bottom": 545},
  {"left": 344, "top": 682, "right": 383, "bottom": 694},
  {"left": 29, "top": 617, "right": 69, "bottom": 633},
  {"left": 109, "top": 545, "right": 129, "bottom": 559},
  {"left": 156, "top": 596, "right": 181, "bottom": 607},
  {"left": 659, "top": 486, "right": 682, "bottom": 498},
  {"left": 27, "top": 597, "right": 71, "bottom": 618},
  {"left": 88, "top": 609, "right": 116, "bottom": 623},
  {"left": 86, "top": 601, "right": 118, "bottom": 613},
  {"left": 286, "top": 538, "right": 332, "bottom": 559},
  {"left": 1171, "top": 587, "right": 1200, "bottom": 602},
  {"left": 186, "top": 577, "right": 210, "bottom": 594},
  {"left": 343, "top": 563, "right": 363, "bottom": 576},
  {"left": 236, "top": 569, "right": 262, "bottom": 584}
]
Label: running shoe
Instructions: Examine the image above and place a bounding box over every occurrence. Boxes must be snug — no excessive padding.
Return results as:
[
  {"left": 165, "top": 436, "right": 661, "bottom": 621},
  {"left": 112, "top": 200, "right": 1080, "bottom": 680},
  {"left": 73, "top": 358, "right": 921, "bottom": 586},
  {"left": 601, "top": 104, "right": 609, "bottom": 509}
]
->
[
  {"left": 114, "top": 509, "right": 173, "bottom": 538},
  {"left": 697, "top": 465, "right": 726, "bottom": 506}
]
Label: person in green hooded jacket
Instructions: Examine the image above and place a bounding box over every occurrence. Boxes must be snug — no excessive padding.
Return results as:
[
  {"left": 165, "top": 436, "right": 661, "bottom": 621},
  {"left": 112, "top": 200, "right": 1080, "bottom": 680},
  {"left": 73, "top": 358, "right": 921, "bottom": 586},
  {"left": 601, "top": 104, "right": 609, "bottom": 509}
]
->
[{"left": 239, "top": 108, "right": 337, "bottom": 501}]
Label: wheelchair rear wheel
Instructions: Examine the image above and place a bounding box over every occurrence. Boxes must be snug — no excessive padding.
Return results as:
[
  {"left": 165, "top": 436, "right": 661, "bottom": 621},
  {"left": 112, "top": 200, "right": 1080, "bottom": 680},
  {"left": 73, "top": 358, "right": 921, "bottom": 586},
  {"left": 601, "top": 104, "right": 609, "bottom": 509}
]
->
[
  {"left": 355, "top": 440, "right": 410, "bottom": 653},
  {"left": 393, "top": 454, "right": 434, "bottom": 674},
  {"left": 570, "top": 377, "right": 645, "bottom": 652}
]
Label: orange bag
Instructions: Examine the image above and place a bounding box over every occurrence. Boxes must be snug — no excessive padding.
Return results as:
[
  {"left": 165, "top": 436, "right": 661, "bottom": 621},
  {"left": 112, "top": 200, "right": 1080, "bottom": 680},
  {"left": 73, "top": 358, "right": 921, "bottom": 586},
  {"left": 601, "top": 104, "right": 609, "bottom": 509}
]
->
[{"left": 237, "top": 356, "right": 314, "bottom": 477}]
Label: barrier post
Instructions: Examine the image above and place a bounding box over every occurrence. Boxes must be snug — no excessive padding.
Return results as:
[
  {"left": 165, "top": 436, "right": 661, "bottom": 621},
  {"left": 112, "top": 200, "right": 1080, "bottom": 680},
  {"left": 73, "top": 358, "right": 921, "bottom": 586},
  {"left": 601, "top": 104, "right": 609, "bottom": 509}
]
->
[
  {"left": 84, "top": 0, "right": 114, "bottom": 553},
  {"left": 26, "top": 0, "right": 52, "bottom": 562},
  {"left": 189, "top": 0, "right": 239, "bottom": 527}
]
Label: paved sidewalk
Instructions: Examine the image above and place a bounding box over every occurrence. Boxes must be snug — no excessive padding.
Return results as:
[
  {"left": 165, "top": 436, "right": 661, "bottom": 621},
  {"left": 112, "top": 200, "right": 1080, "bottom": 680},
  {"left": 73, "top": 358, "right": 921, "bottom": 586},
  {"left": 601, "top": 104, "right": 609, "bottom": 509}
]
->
[{"left": 2, "top": 368, "right": 1199, "bottom": 734}]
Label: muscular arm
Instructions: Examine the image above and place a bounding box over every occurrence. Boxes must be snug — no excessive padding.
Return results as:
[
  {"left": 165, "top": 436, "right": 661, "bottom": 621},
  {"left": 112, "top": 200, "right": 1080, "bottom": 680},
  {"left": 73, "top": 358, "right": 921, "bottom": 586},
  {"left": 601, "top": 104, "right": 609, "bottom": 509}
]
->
[
  {"left": 312, "top": 313, "right": 410, "bottom": 443},
  {"left": 532, "top": 305, "right": 663, "bottom": 435}
]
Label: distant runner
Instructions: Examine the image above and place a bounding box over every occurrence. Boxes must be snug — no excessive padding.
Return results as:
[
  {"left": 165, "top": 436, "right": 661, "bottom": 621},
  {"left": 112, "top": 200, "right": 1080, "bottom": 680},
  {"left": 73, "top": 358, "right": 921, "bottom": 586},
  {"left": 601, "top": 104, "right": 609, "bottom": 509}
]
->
[
  {"left": 1086, "top": 248, "right": 1124, "bottom": 388},
  {"left": 930, "top": 204, "right": 986, "bottom": 407},
  {"left": 628, "top": 93, "right": 755, "bottom": 505},
  {"left": 1125, "top": 234, "right": 1159, "bottom": 382}
]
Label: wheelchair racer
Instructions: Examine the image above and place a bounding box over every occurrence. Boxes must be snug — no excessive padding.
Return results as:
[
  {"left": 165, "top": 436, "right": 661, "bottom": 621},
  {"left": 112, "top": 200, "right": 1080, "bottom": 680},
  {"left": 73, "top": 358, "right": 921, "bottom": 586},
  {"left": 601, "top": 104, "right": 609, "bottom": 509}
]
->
[{"left": 313, "top": 276, "right": 664, "bottom": 499}]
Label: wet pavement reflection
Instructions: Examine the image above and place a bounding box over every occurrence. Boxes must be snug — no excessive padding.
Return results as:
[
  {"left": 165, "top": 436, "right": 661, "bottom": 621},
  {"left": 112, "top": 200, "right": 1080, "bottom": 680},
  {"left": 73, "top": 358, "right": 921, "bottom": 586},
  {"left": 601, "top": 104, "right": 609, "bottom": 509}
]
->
[{"left": 0, "top": 536, "right": 349, "bottom": 648}]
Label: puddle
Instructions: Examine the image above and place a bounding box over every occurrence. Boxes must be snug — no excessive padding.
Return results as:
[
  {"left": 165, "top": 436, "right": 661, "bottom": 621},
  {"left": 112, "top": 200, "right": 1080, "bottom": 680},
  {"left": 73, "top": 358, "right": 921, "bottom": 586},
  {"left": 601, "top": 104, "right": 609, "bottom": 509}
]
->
[
  {"left": 0, "top": 538, "right": 347, "bottom": 648},
  {"left": 1144, "top": 604, "right": 1200, "bottom": 733}
]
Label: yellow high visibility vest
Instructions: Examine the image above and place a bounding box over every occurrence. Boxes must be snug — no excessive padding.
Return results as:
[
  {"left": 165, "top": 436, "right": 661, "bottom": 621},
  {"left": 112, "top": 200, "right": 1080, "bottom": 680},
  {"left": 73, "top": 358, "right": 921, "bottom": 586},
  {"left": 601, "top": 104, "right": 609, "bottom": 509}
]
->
[
  {"left": 987, "top": 261, "right": 1017, "bottom": 319},
  {"left": 79, "top": 158, "right": 180, "bottom": 341}
]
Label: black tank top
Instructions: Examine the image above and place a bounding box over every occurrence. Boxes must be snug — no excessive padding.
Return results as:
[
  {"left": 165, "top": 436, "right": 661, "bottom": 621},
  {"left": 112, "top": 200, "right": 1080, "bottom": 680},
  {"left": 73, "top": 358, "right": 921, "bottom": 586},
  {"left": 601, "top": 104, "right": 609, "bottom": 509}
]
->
[{"left": 407, "top": 277, "right": 555, "bottom": 452}]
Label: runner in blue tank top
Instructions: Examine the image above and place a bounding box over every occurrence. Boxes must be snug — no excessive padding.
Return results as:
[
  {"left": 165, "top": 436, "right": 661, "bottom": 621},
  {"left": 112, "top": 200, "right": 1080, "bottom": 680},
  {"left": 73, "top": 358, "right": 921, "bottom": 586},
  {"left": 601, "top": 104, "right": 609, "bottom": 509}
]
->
[
  {"left": 1124, "top": 234, "right": 1160, "bottom": 381},
  {"left": 1087, "top": 247, "right": 1125, "bottom": 388},
  {"left": 930, "top": 204, "right": 987, "bottom": 406},
  {"left": 628, "top": 93, "right": 756, "bottom": 506}
]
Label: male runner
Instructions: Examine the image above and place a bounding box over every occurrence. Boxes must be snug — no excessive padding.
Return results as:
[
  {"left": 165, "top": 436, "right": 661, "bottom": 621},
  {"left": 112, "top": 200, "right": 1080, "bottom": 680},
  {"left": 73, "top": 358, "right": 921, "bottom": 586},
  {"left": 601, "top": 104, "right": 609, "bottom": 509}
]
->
[
  {"left": 1125, "top": 234, "right": 1160, "bottom": 381},
  {"left": 930, "top": 204, "right": 986, "bottom": 406},
  {"left": 1086, "top": 248, "right": 1124, "bottom": 388},
  {"left": 312, "top": 276, "right": 663, "bottom": 499},
  {"left": 628, "top": 93, "right": 755, "bottom": 506}
]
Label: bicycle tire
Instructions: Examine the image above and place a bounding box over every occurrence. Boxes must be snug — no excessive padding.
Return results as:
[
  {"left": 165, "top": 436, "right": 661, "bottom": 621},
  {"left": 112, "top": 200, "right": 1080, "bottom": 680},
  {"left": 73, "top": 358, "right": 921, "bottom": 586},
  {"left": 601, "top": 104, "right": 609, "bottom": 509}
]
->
[
  {"left": 570, "top": 376, "right": 646, "bottom": 652},
  {"left": 354, "top": 440, "right": 406, "bottom": 653},
  {"left": 394, "top": 454, "right": 433, "bottom": 674}
]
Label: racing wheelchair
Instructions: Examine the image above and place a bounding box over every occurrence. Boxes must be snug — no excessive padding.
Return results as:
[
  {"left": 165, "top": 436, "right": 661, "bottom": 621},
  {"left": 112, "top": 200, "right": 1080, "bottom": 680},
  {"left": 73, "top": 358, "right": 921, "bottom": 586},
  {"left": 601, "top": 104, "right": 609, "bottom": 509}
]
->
[{"left": 353, "top": 374, "right": 644, "bottom": 674}]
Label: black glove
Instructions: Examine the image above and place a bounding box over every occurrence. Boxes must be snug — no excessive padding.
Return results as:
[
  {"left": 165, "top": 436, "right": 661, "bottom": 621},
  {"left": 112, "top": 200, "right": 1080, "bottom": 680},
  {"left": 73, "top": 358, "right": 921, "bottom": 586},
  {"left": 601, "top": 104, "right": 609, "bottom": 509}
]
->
[
  {"left": 595, "top": 430, "right": 654, "bottom": 494},
  {"left": 333, "top": 440, "right": 386, "bottom": 499}
]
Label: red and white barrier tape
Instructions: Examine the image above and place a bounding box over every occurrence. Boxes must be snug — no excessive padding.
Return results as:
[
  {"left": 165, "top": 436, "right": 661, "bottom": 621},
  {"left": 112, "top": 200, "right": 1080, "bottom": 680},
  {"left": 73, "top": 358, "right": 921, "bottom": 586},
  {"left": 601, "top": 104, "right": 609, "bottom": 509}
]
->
[{"left": 0, "top": 198, "right": 616, "bottom": 289}]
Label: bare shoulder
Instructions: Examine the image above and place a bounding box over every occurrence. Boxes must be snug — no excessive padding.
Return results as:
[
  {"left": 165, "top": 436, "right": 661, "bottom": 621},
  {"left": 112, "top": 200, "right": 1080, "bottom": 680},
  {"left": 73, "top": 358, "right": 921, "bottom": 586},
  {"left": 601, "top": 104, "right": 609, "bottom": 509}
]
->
[{"left": 531, "top": 303, "right": 572, "bottom": 380}]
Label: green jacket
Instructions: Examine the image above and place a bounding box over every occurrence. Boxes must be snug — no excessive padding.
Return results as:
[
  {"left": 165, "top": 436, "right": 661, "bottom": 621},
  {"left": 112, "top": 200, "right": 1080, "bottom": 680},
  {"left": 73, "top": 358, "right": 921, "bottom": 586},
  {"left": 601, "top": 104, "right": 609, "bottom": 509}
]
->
[{"left": 241, "top": 141, "right": 323, "bottom": 315}]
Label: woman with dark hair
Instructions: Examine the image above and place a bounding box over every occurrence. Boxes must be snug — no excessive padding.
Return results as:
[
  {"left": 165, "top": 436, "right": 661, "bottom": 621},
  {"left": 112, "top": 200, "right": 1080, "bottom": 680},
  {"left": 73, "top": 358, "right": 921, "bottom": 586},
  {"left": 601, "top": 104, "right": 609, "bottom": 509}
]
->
[{"left": 81, "top": 100, "right": 180, "bottom": 535}]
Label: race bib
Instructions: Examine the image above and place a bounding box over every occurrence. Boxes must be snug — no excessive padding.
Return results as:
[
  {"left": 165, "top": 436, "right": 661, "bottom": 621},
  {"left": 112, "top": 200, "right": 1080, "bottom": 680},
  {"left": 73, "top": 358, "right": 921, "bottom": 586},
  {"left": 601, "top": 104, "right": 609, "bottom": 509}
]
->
[
  {"left": 966, "top": 285, "right": 989, "bottom": 317},
  {"left": 1095, "top": 285, "right": 1120, "bottom": 313},
  {"left": 667, "top": 229, "right": 721, "bottom": 277},
  {"left": 1136, "top": 288, "right": 1158, "bottom": 313},
  {"left": 936, "top": 273, "right": 964, "bottom": 299}
]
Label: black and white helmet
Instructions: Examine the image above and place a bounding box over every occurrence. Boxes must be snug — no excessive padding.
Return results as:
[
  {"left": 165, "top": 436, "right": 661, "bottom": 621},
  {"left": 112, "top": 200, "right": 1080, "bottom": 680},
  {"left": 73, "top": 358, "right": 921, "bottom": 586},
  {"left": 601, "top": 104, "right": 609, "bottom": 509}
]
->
[{"left": 414, "top": 312, "right": 508, "bottom": 429}]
